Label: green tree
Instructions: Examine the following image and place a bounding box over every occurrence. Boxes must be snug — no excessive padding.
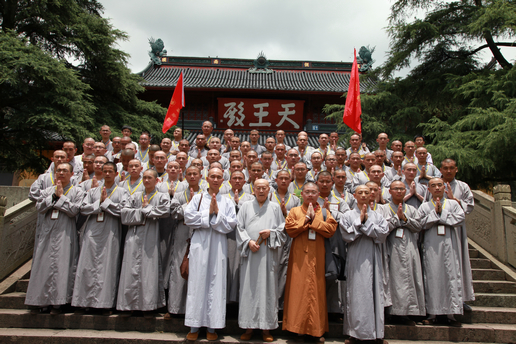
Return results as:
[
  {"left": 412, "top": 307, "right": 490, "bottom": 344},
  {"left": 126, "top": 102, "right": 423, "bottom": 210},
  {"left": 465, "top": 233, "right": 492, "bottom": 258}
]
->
[
  {"left": 0, "top": 0, "right": 167, "bottom": 173},
  {"left": 326, "top": 0, "right": 516, "bottom": 191}
]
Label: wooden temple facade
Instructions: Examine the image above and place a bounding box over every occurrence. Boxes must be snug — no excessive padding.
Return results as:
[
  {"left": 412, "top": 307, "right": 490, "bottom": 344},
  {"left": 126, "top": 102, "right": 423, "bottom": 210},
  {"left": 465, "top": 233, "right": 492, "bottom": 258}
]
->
[{"left": 137, "top": 53, "right": 373, "bottom": 134}]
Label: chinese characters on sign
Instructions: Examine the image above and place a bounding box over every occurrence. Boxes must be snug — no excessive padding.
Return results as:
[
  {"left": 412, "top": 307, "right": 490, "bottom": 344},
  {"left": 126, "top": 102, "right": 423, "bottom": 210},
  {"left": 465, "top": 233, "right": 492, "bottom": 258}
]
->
[{"left": 218, "top": 98, "right": 304, "bottom": 130}]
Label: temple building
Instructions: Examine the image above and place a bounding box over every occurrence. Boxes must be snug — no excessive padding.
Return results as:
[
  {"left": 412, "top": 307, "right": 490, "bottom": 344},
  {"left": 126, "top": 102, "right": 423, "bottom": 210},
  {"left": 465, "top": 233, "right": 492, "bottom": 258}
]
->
[{"left": 137, "top": 48, "right": 374, "bottom": 142}]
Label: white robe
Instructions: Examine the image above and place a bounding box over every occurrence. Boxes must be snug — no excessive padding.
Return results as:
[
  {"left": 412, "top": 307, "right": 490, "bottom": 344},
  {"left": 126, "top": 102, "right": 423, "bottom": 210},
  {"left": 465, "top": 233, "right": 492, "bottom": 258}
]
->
[
  {"left": 418, "top": 198, "right": 466, "bottom": 315},
  {"left": 117, "top": 189, "right": 170, "bottom": 311},
  {"left": 340, "top": 207, "right": 389, "bottom": 340},
  {"left": 25, "top": 183, "right": 84, "bottom": 306},
  {"left": 236, "top": 199, "right": 286, "bottom": 330},
  {"left": 72, "top": 185, "right": 128, "bottom": 308},
  {"left": 184, "top": 192, "right": 237, "bottom": 329}
]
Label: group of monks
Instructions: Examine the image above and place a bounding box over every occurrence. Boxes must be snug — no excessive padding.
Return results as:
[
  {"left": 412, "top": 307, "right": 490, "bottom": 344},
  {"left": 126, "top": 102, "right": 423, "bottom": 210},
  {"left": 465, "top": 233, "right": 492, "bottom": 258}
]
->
[{"left": 26, "top": 121, "right": 475, "bottom": 344}]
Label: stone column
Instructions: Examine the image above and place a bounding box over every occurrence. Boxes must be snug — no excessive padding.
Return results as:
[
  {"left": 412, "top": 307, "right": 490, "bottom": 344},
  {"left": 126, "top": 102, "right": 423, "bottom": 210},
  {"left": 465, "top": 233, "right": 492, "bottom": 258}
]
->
[{"left": 493, "top": 184, "right": 512, "bottom": 263}]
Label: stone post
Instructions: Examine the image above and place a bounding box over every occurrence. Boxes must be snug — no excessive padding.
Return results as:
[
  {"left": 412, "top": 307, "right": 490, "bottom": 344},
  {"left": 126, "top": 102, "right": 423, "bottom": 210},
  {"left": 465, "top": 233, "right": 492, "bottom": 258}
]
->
[{"left": 493, "top": 184, "right": 512, "bottom": 263}]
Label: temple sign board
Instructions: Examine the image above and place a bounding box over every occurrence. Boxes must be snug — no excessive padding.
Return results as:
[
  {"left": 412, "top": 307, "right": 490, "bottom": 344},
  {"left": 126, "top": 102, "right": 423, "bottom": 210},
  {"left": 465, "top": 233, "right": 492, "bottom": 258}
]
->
[{"left": 218, "top": 98, "right": 304, "bottom": 130}]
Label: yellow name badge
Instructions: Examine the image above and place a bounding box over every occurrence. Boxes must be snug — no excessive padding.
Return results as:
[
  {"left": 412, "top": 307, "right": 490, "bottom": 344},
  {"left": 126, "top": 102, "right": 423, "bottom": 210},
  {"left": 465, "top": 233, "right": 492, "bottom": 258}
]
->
[
  {"left": 437, "top": 225, "right": 446, "bottom": 236},
  {"left": 97, "top": 212, "right": 105, "bottom": 222},
  {"left": 395, "top": 228, "right": 404, "bottom": 238},
  {"left": 51, "top": 209, "right": 59, "bottom": 220},
  {"left": 308, "top": 229, "right": 316, "bottom": 240}
]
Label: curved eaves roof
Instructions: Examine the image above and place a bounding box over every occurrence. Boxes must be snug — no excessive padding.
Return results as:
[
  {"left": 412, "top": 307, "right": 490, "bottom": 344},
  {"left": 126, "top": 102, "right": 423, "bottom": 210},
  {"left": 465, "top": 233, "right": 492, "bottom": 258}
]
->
[{"left": 139, "top": 67, "right": 375, "bottom": 93}]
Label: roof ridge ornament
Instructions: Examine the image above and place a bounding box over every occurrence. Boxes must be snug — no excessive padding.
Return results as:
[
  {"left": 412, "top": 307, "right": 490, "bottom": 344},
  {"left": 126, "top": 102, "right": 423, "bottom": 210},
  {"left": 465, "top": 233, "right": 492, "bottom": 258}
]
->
[
  {"left": 357, "top": 46, "right": 375, "bottom": 72},
  {"left": 148, "top": 37, "right": 167, "bottom": 65},
  {"left": 248, "top": 51, "right": 274, "bottom": 74}
]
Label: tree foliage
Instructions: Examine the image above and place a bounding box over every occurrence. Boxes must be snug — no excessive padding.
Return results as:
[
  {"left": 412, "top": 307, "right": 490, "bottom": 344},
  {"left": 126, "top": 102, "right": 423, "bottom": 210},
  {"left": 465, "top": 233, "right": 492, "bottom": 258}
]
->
[
  {"left": 0, "top": 0, "right": 167, "bottom": 173},
  {"left": 326, "top": 0, "right": 516, "bottom": 192}
]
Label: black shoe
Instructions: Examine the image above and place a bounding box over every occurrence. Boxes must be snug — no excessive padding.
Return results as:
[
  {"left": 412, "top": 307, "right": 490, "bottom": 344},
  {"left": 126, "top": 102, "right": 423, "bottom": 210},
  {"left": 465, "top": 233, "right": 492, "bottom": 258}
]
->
[{"left": 463, "top": 303, "right": 472, "bottom": 312}]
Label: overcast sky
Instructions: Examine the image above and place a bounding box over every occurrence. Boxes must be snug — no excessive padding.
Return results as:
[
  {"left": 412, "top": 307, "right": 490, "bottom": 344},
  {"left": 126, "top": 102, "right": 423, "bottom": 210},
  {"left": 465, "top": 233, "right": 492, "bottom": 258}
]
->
[
  {"left": 100, "top": 0, "right": 514, "bottom": 76},
  {"left": 101, "top": 0, "right": 394, "bottom": 73}
]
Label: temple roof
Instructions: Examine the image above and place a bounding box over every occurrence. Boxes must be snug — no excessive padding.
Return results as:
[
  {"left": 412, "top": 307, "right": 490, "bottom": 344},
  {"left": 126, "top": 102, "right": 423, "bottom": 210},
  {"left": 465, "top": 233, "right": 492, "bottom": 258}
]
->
[{"left": 138, "top": 56, "right": 375, "bottom": 93}]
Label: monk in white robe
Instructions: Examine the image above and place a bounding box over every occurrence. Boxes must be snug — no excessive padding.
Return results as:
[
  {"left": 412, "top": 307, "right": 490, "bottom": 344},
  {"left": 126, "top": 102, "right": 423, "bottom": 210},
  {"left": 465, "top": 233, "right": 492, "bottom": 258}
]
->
[
  {"left": 419, "top": 178, "right": 466, "bottom": 327},
  {"left": 237, "top": 179, "right": 286, "bottom": 342},
  {"left": 25, "top": 163, "right": 84, "bottom": 315},
  {"left": 72, "top": 162, "right": 128, "bottom": 314},
  {"left": 378, "top": 181, "right": 425, "bottom": 324},
  {"left": 341, "top": 185, "right": 389, "bottom": 344},
  {"left": 117, "top": 170, "right": 171, "bottom": 316},
  {"left": 184, "top": 168, "right": 237, "bottom": 341}
]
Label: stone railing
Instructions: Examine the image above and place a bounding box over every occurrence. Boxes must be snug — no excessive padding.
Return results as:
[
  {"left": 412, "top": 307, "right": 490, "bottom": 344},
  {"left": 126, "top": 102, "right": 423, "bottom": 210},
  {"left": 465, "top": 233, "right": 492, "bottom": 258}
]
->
[
  {"left": 0, "top": 189, "right": 37, "bottom": 281},
  {"left": 466, "top": 185, "right": 516, "bottom": 269}
]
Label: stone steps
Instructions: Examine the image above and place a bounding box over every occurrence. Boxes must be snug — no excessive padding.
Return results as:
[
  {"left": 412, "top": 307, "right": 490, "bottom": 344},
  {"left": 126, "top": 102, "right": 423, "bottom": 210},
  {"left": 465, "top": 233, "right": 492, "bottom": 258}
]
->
[
  {"left": 473, "top": 280, "right": 516, "bottom": 294},
  {"left": 0, "top": 328, "right": 502, "bottom": 344},
  {"left": 470, "top": 258, "right": 494, "bottom": 269},
  {"left": 469, "top": 293, "right": 516, "bottom": 308},
  {"left": 472, "top": 269, "right": 507, "bottom": 281},
  {"left": 15, "top": 279, "right": 29, "bottom": 293},
  {"left": 0, "top": 292, "right": 26, "bottom": 309},
  {"left": 0, "top": 324, "right": 513, "bottom": 343},
  {"left": 0, "top": 308, "right": 515, "bottom": 342}
]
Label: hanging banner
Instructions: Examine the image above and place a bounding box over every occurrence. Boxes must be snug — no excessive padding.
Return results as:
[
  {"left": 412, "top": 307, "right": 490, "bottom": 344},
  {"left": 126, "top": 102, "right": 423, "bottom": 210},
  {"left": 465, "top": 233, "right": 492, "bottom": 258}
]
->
[{"left": 218, "top": 98, "right": 304, "bottom": 130}]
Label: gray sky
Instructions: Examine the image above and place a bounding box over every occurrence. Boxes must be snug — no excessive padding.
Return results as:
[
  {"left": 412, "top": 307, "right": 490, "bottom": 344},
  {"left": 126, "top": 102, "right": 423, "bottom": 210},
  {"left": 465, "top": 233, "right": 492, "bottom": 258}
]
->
[
  {"left": 101, "top": 0, "right": 393, "bottom": 73},
  {"left": 100, "top": 0, "right": 515, "bottom": 76}
]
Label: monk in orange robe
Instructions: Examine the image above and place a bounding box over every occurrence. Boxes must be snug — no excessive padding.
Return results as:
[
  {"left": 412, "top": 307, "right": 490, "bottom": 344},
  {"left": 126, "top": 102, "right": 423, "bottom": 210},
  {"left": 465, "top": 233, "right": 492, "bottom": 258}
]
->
[{"left": 283, "top": 182, "right": 338, "bottom": 341}]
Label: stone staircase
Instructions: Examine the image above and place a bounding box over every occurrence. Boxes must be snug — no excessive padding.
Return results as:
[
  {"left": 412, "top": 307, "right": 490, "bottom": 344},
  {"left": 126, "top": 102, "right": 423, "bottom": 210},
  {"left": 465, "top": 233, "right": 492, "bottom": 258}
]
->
[{"left": 0, "top": 241, "right": 515, "bottom": 343}]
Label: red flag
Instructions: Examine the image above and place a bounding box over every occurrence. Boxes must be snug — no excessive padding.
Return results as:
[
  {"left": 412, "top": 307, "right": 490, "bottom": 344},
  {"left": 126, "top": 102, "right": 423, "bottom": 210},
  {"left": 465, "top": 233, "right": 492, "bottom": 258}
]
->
[
  {"left": 162, "top": 71, "right": 185, "bottom": 134},
  {"left": 343, "top": 49, "right": 362, "bottom": 134}
]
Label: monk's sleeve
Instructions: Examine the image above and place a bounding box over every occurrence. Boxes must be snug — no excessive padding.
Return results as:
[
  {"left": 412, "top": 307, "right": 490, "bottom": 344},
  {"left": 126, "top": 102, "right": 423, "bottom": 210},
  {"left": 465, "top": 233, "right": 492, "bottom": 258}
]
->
[
  {"left": 310, "top": 211, "right": 337, "bottom": 238},
  {"left": 80, "top": 189, "right": 101, "bottom": 216},
  {"left": 358, "top": 212, "right": 390, "bottom": 244},
  {"left": 459, "top": 183, "right": 475, "bottom": 215},
  {"left": 418, "top": 202, "right": 441, "bottom": 230},
  {"left": 340, "top": 211, "right": 363, "bottom": 243},
  {"left": 403, "top": 205, "right": 423, "bottom": 234},
  {"left": 236, "top": 203, "right": 252, "bottom": 257},
  {"left": 209, "top": 198, "right": 237, "bottom": 234},
  {"left": 101, "top": 189, "right": 128, "bottom": 218},
  {"left": 184, "top": 194, "right": 210, "bottom": 229},
  {"left": 142, "top": 193, "right": 170, "bottom": 219},
  {"left": 268, "top": 205, "right": 286, "bottom": 249},
  {"left": 169, "top": 197, "right": 181, "bottom": 219},
  {"left": 121, "top": 195, "right": 145, "bottom": 226},
  {"left": 285, "top": 208, "right": 309, "bottom": 238},
  {"left": 441, "top": 200, "right": 465, "bottom": 226},
  {"left": 55, "top": 188, "right": 84, "bottom": 218}
]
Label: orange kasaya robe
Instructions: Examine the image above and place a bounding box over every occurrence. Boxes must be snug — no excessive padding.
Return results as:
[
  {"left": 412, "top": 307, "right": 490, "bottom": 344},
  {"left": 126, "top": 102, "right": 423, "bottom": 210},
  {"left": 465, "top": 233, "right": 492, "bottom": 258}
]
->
[{"left": 282, "top": 204, "right": 338, "bottom": 337}]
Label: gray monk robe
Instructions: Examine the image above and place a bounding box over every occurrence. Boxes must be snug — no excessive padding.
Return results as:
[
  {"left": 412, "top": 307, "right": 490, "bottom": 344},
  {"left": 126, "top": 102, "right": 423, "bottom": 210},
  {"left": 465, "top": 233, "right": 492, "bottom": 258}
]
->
[
  {"left": 28, "top": 172, "right": 56, "bottom": 257},
  {"left": 419, "top": 198, "right": 466, "bottom": 315},
  {"left": 340, "top": 206, "right": 389, "bottom": 341},
  {"left": 184, "top": 192, "right": 237, "bottom": 329},
  {"left": 236, "top": 199, "right": 286, "bottom": 330},
  {"left": 119, "top": 177, "right": 144, "bottom": 196},
  {"left": 316, "top": 194, "right": 350, "bottom": 314},
  {"left": 444, "top": 179, "right": 475, "bottom": 302},
  {"left": 224, "top": 190, "right": 255, "bottom": 303},
  {"left": 268, "top": 190, "right": 300, "bottom": 310},
  {"left": 117, "top": 189, "right": 171, "bottom": 311},
  {"left": 156, "top": 180, "right": 182, "bottom": 290},
  {"left": 25, "top": 183, "right": 84, "bottom": 306},
  {"left": 166, "top": 188, "right": 203, "bottom": 314},
  {"left": 378, "top": 202, "right": 425, "bottom": 316},
  {"left": 72, "top": 184, "right": 128, "bottom": 308}
]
